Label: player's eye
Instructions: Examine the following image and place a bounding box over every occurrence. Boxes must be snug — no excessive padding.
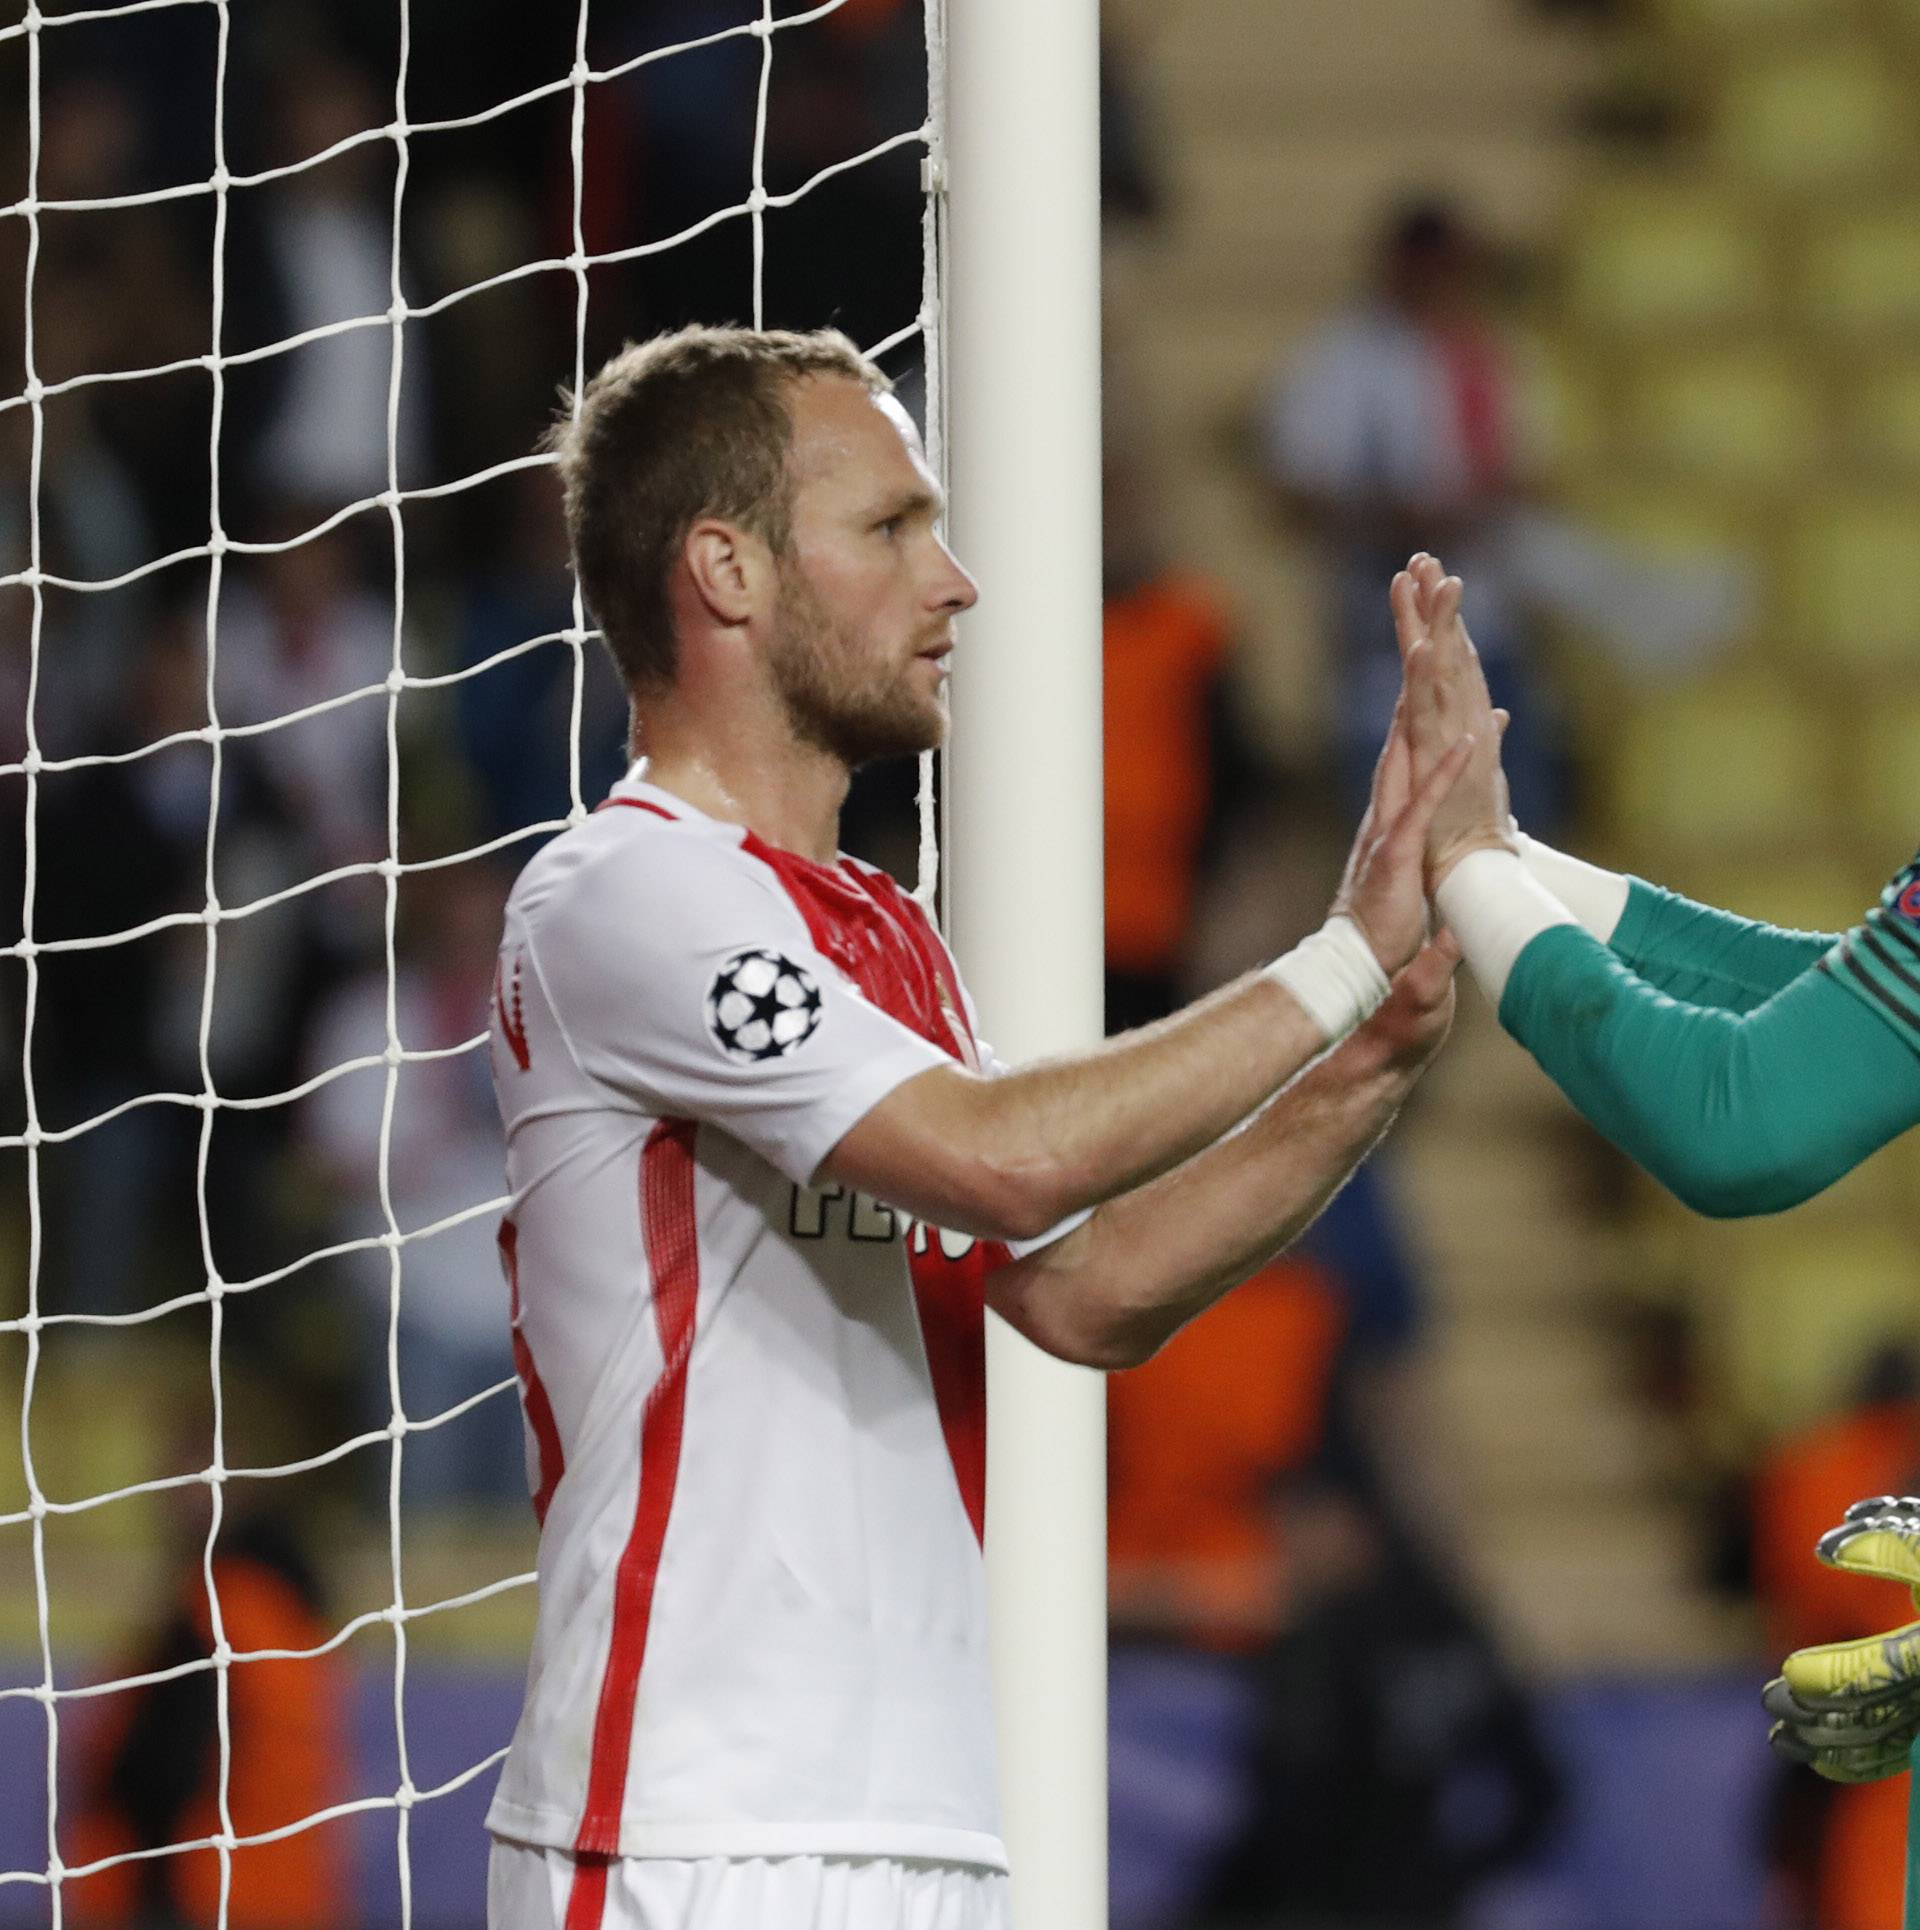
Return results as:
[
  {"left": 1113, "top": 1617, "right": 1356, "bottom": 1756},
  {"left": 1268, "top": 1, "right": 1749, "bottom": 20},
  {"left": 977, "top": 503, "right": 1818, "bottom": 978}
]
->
[{"left": 875, "top": 513, "right": 907, "bottom": 537}]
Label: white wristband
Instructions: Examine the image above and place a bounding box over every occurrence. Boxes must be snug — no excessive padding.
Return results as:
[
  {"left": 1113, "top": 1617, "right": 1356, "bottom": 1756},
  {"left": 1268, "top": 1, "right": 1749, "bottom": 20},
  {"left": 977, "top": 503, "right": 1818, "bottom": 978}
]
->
[
  {"left": 1515, "top": 833, "right": 1631, "bottom": 944},
  {"left": 1265, "top": 914, "right": 1392, "bottom": 1045},
  {"left": 1434, "top": 846, "right": 1577, "bottom": 1005}
]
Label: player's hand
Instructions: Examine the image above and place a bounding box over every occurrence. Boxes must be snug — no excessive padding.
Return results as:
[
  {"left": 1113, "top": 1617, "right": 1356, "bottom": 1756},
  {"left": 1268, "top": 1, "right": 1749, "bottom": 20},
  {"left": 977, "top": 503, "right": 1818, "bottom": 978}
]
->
[
  {"left": 1358, "top": 929, "right": 1461, "bottom": 1072},
  {"left": 1333, "top": 698, "right": 1475, "bottom": 976},
  {"left": 1764, "top": 1497, "right": 1920, "bottom": 1783},
  {"left": 1393, "top": 559, "right": 1514, "bottom": 887}
]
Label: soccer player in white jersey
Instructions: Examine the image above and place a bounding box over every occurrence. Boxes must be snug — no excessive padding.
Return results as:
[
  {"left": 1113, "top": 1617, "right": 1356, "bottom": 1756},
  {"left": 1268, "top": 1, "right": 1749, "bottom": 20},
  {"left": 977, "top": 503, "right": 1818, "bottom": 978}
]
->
[{"left": 483, "top": 325, "right": 1475, "bottom": 1930}]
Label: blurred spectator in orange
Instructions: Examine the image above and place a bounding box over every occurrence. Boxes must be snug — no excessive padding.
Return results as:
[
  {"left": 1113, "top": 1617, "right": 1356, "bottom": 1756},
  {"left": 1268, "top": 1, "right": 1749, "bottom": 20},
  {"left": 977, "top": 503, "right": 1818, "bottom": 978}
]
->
[
  {"left": 65, "top": 1393, "right": 348, "bottom": 1930},
  {"left": 1109, "top": 1255, "right": 1347, "bottom": 1650},
  {"left": 1752, "top": 1350, "right": 1920, "bottom": 1930},
  {"left": 1101, "top": 437, "right": 1264, "bottom": 1034}
]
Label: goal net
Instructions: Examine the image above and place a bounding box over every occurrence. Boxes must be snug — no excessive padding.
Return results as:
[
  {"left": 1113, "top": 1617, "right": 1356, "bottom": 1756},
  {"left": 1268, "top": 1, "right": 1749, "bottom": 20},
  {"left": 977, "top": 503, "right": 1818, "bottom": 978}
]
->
[{"left": 0, "top": 1, "right": 944, "bottom": 1922}]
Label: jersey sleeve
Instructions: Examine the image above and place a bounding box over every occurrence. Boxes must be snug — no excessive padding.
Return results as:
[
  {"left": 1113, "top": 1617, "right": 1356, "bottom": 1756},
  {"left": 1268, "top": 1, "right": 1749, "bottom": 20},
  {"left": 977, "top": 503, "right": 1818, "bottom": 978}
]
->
[
  {"left": 1498, "top": 923, "right": 1920, "bottom": 1218},
  {"left": 522, "top": 832, "right": 953, "bottom": 1187},
  {"left": 1819, "top": 850, "right": 1920, "bottom": 1056},
  {"left": 1609, "top": 877, "right": 1837, "bottom": 1015}
]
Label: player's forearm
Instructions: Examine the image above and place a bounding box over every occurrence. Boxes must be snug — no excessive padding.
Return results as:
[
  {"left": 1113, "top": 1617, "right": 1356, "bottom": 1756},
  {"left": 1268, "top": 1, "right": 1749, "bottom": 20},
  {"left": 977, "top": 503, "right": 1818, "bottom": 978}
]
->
[
  {"left": 973, "top": 967, "right": 1351, "bottom": 1237},
  {"left": 828, "top": 943, "right": 1383, "bottom": 1245},
  {"left": 992, "top": 1022, "right": 1416, "bottom": 1369}
]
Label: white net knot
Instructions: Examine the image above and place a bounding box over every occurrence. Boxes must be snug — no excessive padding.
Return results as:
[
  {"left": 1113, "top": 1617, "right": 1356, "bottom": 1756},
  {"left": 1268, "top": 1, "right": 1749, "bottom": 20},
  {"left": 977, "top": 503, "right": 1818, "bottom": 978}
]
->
[
  {"left": 384, "top": 667, "right": 406, "bottom": 695},
  {"left": 20, "top": 1124, "right": 41, "bottom": 1150},
  {"left": 571, "top": 59, "right": 592, "bottom": 86},
  {"left": 18, "top": 566, "right": 40, "bottom": 589},
  {"left": 377, "top": 857, "right": 401, "bottom": 881},
  {"left": 43, "top": 1852, "right": 62, "bottom": 1883},
  {"left": 748, "top": 12, "right": 771, "bottom": 33},
  {"left": 202, "top": 1461, "right": 226, "bottom": 1484},
  {"left": 20, "top": 5, "right": 41, "bottom": 32},
  {"left": 14, "top": 939, "right": 36, "bottom": 963},
  {"left": 203, "top": 1272, "right": 225, "bottom": 1296},
  {"left": 394, "top": 1781, "right": 419, "bottom": 1811},
  {"left": 748, "top": 187, "right": 769, "bottom": 214},
  {"left": 31, "top": 1681, "right": 54, "bottom": 1705},
  {"left": 386, "top": 301, "right": 408, "bottom": 327},
  {"left": 383, "top": 1041, "right": 404, "bottom": 1067},
  {"left": 211, "top": 1640, "right": 233, "bottom": 1667},
  {"left": 209, "top": 165, "right": 231, "bottom": 194},
  {"left": 387, "top": 1412, "right": 408, "bottom": 1437},
  {"left": 26, "top": 1494, "right": 47, "bottom": 1521},
  {"left": 201, "top": 900, "right": 222, "bottom": 925},
  {"left": 207, "top": 531, "right": 229, "bottom": 556},
  {"left": 378, "top": 489, "right": 403, "bottom": 514},
  {"left": 20, "top": 376, "right": 42, "bottom": 405},
  {"left": 20, "top": 748, "right": 41, "bottom": 776}
]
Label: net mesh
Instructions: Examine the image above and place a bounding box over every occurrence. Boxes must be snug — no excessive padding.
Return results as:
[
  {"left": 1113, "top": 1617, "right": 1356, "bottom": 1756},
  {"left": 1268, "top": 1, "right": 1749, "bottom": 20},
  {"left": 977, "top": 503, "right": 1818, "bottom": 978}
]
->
[{"left": 0, "top": 0, "right": 946, "bottom": 1919}]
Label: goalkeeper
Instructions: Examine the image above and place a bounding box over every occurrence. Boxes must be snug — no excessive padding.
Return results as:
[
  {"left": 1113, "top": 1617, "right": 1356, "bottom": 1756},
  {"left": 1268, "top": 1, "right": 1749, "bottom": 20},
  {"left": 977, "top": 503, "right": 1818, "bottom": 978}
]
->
[{"left": 1390, "top": 553, "right": 1920, "bottom": 1797}]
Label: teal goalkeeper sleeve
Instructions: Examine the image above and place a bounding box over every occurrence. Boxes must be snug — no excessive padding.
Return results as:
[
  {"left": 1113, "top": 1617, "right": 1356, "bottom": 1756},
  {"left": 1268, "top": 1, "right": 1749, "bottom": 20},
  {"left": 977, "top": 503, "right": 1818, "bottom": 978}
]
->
[
  {"left": 1499, "top": 924, "right": 1920, "bottom": 1217},
  {"left": 1607, "top": 879, "right": 1835, "bottom": 1015}
]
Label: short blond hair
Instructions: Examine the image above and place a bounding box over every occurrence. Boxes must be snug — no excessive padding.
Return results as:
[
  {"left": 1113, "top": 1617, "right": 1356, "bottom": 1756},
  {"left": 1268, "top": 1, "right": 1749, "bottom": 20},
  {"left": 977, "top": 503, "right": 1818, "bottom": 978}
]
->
[{"left": 544, "top": 325, "right": 888, "bottom": 693}]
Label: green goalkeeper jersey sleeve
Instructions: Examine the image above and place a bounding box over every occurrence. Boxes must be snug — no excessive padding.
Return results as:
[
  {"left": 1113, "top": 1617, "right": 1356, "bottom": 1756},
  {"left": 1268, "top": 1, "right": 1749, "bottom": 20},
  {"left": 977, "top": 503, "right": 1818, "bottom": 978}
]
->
[
  {"left": 1497, "top": 853, "right": 1920, "bottom": 1217},
  {"left": 1609, "top": 878, "right": 1835, "bottom": 1014}
]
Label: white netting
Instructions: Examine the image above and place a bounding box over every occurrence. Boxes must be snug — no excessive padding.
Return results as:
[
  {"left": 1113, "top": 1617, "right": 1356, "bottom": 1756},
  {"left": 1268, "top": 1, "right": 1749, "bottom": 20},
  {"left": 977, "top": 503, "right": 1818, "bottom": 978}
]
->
[{"left": 0, "top": 0, "right": 946, "bottom": 1920}]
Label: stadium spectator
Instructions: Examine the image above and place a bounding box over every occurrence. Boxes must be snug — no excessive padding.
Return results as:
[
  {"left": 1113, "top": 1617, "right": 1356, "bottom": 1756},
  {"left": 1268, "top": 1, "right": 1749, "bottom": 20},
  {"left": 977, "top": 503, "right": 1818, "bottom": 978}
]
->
[
  {"left": 1101, "top": 438, "right": 1265, "bottom": 1033},
  {"left": 1260, "top": 198, "right": 1568, "bottom": 832},
  {"left": 250, "top": 48, "right": 428, "bottom": 510},
  {"left": 214, "top": 513, "right": 397, "bottom": 877},
  {"left": 63, "top": 1391, "right": 349, "bottom": 1930},
  {"left": 23, "top": 603, "right": 309, "bottom": 1325},
  {"left": 298, "top": 859, "right": 522, "bottom": 1509},
  {"left": 453, "top": 467, "right": 628, "bottom": 842}
]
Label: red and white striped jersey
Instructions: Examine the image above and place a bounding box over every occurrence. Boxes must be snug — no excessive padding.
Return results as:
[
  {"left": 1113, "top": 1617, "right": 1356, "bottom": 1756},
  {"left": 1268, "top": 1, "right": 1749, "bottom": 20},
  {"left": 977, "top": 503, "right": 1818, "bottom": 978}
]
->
[{"left": 484, "top": 768, "right": 1032, "bottom": 1872}]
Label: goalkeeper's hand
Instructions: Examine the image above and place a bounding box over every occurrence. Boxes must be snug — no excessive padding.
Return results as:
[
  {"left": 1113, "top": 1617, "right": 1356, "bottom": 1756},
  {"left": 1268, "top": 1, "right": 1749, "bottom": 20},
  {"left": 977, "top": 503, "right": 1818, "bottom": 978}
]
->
[{"left": 1764, "top": 1497, "right": 1920, "bottom": 1783}]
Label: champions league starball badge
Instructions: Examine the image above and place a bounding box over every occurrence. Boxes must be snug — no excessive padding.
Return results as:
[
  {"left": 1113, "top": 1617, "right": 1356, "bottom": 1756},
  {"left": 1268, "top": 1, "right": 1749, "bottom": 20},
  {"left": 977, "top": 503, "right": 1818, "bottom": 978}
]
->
[{"left": 705, "top": 949, "right": 826, "bottom": 1063}]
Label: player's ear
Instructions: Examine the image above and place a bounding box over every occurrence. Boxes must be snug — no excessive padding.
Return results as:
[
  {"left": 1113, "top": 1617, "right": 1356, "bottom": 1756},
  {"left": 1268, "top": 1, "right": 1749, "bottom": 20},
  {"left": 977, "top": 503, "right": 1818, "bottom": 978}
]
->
[{"left": 683, "top": 518, "right": 771, "bottom": 628}]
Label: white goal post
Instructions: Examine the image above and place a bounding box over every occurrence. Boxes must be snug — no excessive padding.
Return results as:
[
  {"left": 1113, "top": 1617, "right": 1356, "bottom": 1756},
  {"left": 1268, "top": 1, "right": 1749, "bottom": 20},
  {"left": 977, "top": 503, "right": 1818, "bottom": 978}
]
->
[{"left": 945, "top": 5, "right": 1108, "bottom": 1930}]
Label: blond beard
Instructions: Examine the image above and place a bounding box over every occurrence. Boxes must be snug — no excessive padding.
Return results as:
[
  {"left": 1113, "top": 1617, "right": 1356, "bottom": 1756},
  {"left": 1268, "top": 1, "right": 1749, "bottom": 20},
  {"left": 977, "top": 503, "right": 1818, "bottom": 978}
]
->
[{"left": 768, "top": 562, "right": 946, "bottom": 769}]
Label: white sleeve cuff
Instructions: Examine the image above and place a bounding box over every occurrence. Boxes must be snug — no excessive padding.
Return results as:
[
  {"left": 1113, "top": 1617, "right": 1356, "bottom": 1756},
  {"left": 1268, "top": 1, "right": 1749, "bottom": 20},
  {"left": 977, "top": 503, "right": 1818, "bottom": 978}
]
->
[
  {"left": 1515, "top": 833, "right": 1632, "bottom": 944},
  {"left": 1435, "top": 847, "right": 1578, "bottom": 1005}
]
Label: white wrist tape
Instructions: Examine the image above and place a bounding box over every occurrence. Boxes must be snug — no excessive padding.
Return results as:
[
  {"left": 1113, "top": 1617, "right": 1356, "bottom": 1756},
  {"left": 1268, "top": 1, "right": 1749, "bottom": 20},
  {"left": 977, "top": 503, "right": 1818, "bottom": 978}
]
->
[
  {"left": 1265, "top": 914, "right": 1392, "bottom": 1045},
  {"left": 1515, "top": 833, "right": 1631, "bottom": 944},
  {"left": 1434, "top": 847, "right": 1577, "bottom": 1004}
]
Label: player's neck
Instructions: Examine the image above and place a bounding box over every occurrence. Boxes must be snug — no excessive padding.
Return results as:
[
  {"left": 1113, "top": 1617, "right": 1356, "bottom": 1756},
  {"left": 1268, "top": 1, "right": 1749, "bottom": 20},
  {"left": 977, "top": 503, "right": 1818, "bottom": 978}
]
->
[{"left": 633, "top": 715, "right": 848, "bottom": 865}]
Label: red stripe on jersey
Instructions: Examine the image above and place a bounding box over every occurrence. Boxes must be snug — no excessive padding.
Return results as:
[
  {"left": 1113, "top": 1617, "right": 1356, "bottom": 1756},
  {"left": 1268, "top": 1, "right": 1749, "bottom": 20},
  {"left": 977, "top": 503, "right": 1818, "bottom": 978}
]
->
[
  {"left": 562, "top": 1853, "right": 610, "bottom": 1930},
  {"left": 597, "top": 797, "right": 680, "bottom": 820},
  {"left": 499, "top": 1221, "right": 565, "bottom": 1526},
  {"left": 741, "top": 836, "right": 994, "bottom": 1542},
  {"left": 574, "top": 1118, "right": 702, "bottom": 1857}
]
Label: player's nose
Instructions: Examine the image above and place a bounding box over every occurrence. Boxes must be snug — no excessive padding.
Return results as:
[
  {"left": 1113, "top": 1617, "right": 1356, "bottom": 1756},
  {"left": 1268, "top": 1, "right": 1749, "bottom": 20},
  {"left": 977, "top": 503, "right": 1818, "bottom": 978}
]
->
[{"left": 932, "top": 538, "right": 979, "bottom": 615}]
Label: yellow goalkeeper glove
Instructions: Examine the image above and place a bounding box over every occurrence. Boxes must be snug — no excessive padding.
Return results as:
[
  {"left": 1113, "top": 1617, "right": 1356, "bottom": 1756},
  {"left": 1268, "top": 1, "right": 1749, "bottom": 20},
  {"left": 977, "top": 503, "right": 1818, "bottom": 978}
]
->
[{"left": 1764, "top": 1496, "right": 1920, "bottom": 1784}]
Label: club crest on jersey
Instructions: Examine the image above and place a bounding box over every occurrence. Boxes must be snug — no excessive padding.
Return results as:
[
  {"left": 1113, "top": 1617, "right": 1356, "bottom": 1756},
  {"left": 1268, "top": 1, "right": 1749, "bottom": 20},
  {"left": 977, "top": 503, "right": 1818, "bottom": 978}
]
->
[
  {"left": 705, "top": 949, "right": 824, "bottom": 1063},
  {"left": 1897, "top": 876, "right": 1920, "bottom": 923}
]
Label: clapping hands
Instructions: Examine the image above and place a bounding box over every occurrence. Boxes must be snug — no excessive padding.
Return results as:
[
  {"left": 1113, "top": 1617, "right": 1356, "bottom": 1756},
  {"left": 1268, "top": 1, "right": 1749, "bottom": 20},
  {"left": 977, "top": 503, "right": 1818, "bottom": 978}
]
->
[{"left": 1389, "top": 552, "right": 1518, "bottom": 888}]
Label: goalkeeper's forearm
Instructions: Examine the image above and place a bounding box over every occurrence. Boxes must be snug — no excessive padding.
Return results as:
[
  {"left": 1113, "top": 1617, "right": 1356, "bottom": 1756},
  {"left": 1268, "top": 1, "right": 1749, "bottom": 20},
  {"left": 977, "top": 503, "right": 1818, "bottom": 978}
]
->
[
  {"left": 1519, "top": 834, "right": 1834, "bottom": 1011},
  {"left": 1440, "top": 852, "right": 1920, "bottom": 1217}
]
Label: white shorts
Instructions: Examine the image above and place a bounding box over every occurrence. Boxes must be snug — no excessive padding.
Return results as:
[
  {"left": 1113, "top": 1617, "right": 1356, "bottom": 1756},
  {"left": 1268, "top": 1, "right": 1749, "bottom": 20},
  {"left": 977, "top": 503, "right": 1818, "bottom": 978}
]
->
[{"left": 486, "top": 1840, "right": 1013, "bottom": 1930}]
